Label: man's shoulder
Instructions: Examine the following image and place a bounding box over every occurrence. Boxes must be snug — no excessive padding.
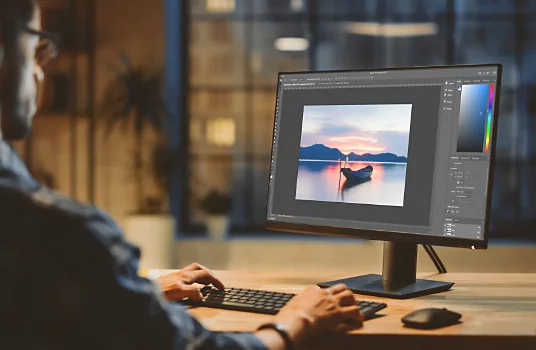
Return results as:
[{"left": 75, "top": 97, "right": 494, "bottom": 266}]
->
[
  {"left": 0, "top": 177, "right": 103, "bottom": 223},
  {"left": 31, "top": 186, "right": 99, "bottom": 219},
  {"left": 0, "top": 179, "right": 126, "bottom": 254}
]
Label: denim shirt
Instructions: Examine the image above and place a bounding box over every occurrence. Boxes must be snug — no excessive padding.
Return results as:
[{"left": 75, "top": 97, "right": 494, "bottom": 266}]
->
[{"left": 0, "top": 139, "right": 266, "bottom": 350}]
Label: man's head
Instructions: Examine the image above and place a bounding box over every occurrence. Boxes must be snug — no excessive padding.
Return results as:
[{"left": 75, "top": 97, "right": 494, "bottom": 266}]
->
[{"left": 0, "top": 0, "right": 41, "bottom": 140}]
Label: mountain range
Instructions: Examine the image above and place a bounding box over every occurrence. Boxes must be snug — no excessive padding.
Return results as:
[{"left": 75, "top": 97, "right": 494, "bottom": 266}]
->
[{"left": 299, "top": 144, "right": 407, "bottom": 163}]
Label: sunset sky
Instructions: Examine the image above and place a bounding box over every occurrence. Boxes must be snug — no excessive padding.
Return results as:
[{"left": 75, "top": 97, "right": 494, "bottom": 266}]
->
[{"left": 300, "top": 104, "right": 413, "bottom": 157}]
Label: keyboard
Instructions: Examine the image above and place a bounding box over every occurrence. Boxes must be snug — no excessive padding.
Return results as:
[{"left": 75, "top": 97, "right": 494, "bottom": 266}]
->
[{"left": 180, "top": 286, "right": 387, "bottom": 319}]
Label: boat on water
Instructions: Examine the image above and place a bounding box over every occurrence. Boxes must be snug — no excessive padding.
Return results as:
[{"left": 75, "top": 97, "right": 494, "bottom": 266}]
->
[
  {"left": 341, "top": 165, "right": 373, "bottom": 181},
  {"left": 340, "top": 157, "right": 373, "bottom": 182}
]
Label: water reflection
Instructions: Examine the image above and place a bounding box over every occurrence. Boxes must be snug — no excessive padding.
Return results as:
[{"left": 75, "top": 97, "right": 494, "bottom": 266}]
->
[{"left": 295, "top": 160, "right": 408, "bottom": 207}]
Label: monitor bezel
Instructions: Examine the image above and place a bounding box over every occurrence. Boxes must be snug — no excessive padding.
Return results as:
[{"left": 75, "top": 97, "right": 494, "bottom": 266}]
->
[{"left": 265, "top": 63, "right": 502, "bottom": 250}]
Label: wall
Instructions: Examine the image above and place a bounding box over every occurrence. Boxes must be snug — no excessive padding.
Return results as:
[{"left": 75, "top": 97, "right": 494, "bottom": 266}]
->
[
  {"left": 94, "top": 0, "right": 165, "bottom": 219},
  {"left": 173, "top": 240, "right": 536, "bottom": 274}
]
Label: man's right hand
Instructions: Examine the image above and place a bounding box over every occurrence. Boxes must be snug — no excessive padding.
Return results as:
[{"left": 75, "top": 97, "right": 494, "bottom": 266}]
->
[{"left": 264, "top": 283, "right": 364, "bottom": 346}]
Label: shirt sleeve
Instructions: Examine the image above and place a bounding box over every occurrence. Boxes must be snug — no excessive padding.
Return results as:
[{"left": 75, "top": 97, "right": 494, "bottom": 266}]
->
[{"left": 44, "top": 203, "right": 267, "bottom": 350}]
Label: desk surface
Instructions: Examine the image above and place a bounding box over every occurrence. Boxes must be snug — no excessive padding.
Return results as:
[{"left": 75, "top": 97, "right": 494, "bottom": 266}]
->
[{"left": 151, "top": 270, "right": 536, "bottom": 348}]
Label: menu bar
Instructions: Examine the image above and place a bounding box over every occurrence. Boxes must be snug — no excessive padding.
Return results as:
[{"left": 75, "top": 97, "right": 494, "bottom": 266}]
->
[{"left": 281, "top": 67, "right": 498, "bottom": 82}]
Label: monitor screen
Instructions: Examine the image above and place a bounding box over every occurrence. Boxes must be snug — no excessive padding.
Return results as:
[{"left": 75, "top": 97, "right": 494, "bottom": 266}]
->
[{"left": 266, "top": 65, "right": 501, "bottom": 249}]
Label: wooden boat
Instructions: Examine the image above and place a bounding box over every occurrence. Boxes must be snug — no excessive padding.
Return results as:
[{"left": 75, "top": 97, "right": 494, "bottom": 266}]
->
[
  {"left": 341, "top": 165, "right": 373, "bottom": 181},
  {"left": 340, "top": 156, "right": 373, "bottom": 181}
]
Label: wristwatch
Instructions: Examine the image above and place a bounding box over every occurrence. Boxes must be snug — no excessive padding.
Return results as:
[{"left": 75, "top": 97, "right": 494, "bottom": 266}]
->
[{"left": 257, "top": 323, "right": 294, "bottom": 350}]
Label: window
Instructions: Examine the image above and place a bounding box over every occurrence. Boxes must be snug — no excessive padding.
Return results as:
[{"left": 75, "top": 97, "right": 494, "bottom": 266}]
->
[{"left": 184, "top": 0, "right": 536, "bottom": 239}]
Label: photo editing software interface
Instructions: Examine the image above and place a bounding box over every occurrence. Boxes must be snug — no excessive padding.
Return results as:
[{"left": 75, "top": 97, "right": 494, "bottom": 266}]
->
[{"left": 266, "top": 66, "right": 499, "bottom": 241}]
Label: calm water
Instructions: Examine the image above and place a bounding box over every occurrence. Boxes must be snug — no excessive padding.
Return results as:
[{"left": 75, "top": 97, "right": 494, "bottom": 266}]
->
[{"left": 295, "top": 161, "right": 408, "bottom": 207}]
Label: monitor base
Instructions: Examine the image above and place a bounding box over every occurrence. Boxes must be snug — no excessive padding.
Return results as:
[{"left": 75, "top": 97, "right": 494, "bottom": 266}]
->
[{"left": 318, "top": 274, "right": 454, "bottom": 299}]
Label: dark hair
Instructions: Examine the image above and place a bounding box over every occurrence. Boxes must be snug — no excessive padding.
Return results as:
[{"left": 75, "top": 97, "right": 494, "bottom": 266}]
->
[{"left": 0, "top": 0, "right": 37, "bottom": 47}]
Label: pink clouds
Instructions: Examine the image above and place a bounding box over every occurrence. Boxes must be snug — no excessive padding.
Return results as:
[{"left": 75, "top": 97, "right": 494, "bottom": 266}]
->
[
  {"left": 328, "top": 135, "right": 386, "bottom": 155},
  {"left": 300, "top": 104, "right": 412, "bottom": 157}
]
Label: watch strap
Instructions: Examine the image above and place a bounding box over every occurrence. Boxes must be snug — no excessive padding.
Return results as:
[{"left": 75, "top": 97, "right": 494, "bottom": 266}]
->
[{"left": 257, "top": 323, "right": 294, "bottom": 350}]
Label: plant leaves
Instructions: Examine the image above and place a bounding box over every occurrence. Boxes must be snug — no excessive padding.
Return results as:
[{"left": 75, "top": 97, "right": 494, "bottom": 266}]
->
[
  {"left": 100, "top": 55, "right": 170, "bottom": 211},
  {"left": 104, "top": 110, "right": 125, "bottom": 138}
]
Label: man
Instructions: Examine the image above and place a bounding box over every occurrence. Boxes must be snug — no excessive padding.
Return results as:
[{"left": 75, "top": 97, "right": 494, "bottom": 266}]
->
[{"left": 0, "top": 1, "right": 363, "bottom": 349}]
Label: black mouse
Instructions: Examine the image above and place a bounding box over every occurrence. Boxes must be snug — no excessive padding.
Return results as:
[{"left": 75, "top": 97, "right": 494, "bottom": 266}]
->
[{"left": 402, "top": 308, "right": 462, "bottom": 329}]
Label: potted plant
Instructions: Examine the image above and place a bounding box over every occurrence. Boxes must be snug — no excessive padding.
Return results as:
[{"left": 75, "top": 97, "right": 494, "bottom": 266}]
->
[
  {"left": 101, "top": 54, "right": 176, "bottom": 268},
  {"left": 200, "top": 189, "right": 232, "bottom": 240}
]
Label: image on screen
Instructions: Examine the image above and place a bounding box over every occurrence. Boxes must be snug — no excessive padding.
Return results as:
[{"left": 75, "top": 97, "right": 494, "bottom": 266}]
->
[
  {"left": 456, "top": 84, "right": 491, "bottom": 153},
  {"left": 295, "top": 104, "right": 413, "bottom": 207}
]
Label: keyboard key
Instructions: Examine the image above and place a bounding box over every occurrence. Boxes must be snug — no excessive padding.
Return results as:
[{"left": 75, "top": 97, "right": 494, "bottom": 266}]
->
[
  {"left": 360, "top": 307, "right": 373, "bottom": 314},
  {"left": 222, "top": 301, "right": 255, "bottom": 309}
]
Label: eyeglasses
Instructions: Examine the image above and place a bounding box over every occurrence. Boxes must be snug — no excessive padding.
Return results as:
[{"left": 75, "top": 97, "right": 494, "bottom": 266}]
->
[{"left": 24, "top": 28, "right": 60, "bottom": 68}]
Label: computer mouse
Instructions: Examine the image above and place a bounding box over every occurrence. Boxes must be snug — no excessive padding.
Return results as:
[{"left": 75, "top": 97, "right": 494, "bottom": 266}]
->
[{"left": 402, "top": 308, "right": 462, "bottom": 329}]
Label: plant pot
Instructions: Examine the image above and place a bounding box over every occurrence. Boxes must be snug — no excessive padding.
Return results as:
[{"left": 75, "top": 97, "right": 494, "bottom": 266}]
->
[
  {"left": 122, "top": 214, "right": 176, "bottom": 269},
  {"left": 206, "top": 215, "right": 230, "bottom": 240}
]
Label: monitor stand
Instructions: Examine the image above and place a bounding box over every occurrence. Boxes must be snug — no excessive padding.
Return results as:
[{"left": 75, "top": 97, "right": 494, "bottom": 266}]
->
[{"left": 318, "top": 242, "right": 454, "bottom": 299}]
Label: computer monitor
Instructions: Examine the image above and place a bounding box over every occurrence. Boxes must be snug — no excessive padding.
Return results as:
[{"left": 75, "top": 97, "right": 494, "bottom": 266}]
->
[{"left": 266, "top": 64, "right": 502, "bottom": 299}]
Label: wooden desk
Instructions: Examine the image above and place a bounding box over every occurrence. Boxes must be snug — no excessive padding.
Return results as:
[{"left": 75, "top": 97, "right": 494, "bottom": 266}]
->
[{"left": 152, "top": 270, "right": 536, "bottom": 349}]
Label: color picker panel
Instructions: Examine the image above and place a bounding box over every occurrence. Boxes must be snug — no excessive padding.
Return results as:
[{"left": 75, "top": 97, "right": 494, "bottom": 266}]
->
[
  {"left": 485, "top": 84, "right": 495, "bottom": 153},
  {"left": 456, "top": 84, "right": 489, "bottom": 153}
]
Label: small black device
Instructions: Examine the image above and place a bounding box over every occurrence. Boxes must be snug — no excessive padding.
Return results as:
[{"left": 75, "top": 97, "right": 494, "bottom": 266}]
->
[
  {"left": 402, "top": 307, "right": 462, "bottom": 329},
  {"left": 181, "top": 286, "right": 387, "bottom": 319}
]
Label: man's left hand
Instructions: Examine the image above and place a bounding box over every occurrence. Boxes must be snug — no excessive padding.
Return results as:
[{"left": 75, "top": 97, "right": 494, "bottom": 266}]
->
[{"left": 155, "top": 262, "right": 225, "bottom": 301}]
